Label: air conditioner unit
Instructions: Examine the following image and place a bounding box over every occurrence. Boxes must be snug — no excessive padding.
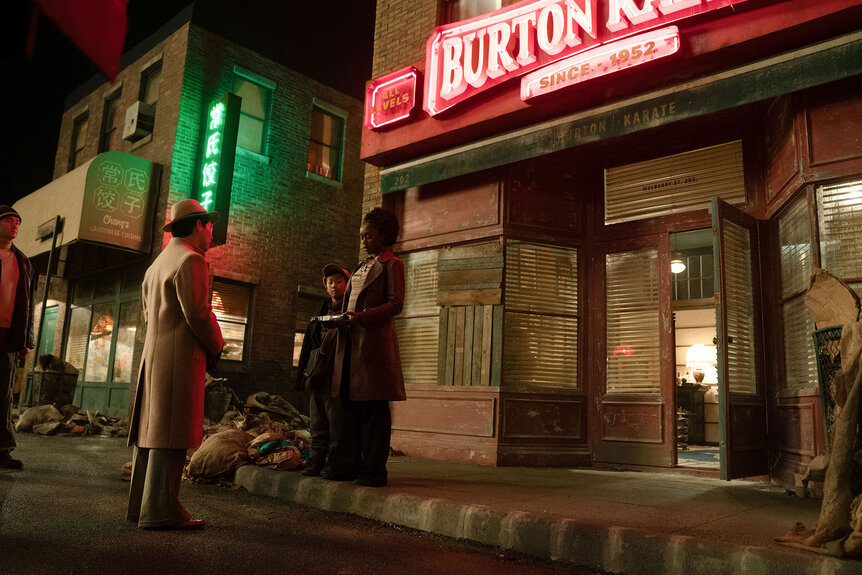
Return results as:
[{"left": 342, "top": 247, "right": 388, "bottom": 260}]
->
[{"left": 122, "top": 101, "right": 155, "bottom": 142}]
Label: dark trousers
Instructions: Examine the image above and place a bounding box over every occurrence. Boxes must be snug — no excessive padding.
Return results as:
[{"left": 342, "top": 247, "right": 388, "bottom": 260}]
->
[
  {"left": 330, "top": 335, "right": 392, "bottom": 482},
  {"left": 0, "top": 328, "right": 17, "bottom": 453},
  {"left": 339, "top": 398, "right": 391, "bottom": 483},
  {"left": 127, "top": 446, "right": 189, "bottom": 528},
  {"left": 309, "top": 381, "right": 343, "bottom": 457}
]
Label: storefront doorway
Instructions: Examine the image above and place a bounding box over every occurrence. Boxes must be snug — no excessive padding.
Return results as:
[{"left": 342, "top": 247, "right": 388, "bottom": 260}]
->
[
  {"left": 671, "top": 229, "right": 719, "bottom": 471},
  {"left": 65, "top": 266, "right": 144, "bottom": 418},
  {"left": 592, "top": 138, "right": 769, "bottom": 479}
]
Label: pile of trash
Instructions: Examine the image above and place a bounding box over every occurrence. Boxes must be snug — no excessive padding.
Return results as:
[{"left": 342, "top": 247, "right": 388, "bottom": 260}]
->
[
  {"left": 14, "top": 404, "right": 129, "bottom": 437},
  {"left": 185, "top": 392, "right": 312, "bottom": 483},
  {"left": 777, "top": 269, "right": 862, "bottom": 557}
]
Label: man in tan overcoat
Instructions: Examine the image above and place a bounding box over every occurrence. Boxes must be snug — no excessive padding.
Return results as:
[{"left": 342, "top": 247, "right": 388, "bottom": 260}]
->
[{"left": 127, "top": 199, "right": 224, "bottom": 529}]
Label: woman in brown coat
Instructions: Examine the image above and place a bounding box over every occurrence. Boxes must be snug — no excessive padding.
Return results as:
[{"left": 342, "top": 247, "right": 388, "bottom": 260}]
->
[{"left": 327, "top": 207, "right": 405, "bottom": 487}]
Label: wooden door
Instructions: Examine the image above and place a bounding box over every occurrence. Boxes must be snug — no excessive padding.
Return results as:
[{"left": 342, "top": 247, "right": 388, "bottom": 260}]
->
[
  {"left": 593, "top": 235, "right": 676, "bottom": 467},
  {"left": 712, "top": 198, "right": 769, "bottom": 479}
]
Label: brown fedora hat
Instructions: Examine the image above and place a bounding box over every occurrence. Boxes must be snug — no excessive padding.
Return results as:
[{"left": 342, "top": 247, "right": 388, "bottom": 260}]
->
[{"left": 162, "top": 199, "right": 220, "bottom": 232}]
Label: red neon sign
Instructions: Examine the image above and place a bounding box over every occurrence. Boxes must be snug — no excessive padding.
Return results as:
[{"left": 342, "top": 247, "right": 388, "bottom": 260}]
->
[
  {"left": 521, "top": 26, "right": 680, "bottom": 100},
  {"left": 423, "top": 0, "right": 747, "bottom": 116},
  {"left": 364, "top": 66, "right": 419, "bottom": 130}
]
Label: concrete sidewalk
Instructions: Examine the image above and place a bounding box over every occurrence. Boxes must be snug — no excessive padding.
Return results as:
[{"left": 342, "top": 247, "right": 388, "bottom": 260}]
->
[{"left": 235, "top": 457, "right": 861, "bottom": 575}]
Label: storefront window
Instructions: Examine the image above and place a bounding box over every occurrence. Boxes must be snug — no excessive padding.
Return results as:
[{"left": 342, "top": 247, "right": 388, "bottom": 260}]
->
[
  {"left": 112, "top": 301, "right": 141, "bottom": 383},
  {"left": 779, "top": 194, "right": 816, "bottom": 391},
  {"left": 606, "top": 248, "right": 660, "bottom": 394},
  {"left": 85, "top": 305, "right": 114, "bottom": 382},
  {"left": 395, "top": 250, "right": 440, "bottom": 384},
  {"left": 212, "top": 278, "right": 253, "bottom": 362},
  {"left": 64, "top": 306, "right": 92, "bottom": 371},
  {"left": 503, "top": 242, "right": 578, "bottom": 388},
  {"left": 817, "top": 180, "right": 862, "bottom": 281}
]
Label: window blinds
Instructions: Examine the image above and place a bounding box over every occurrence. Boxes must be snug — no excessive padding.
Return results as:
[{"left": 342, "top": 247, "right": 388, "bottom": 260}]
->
[
  {"left": 817, "top": 180, "right": 862, "bottom": 281},
  {"left": 395, "top": 250, "right": 440, "bottom": 384},
  {"left": 723, "top": 220, "right": 757, "bottom": 395},
  {"left": 779, "top": 195, "right": 812, "bottom": 299},
  {"left": 503, "top": 241, "right": 579, "bottom": 388},
  {"left": 605, "top": 141, "right": 745, "bottom": 225},
  {"left": 605, "top": 248, "right": 660, "bottom": 394}
]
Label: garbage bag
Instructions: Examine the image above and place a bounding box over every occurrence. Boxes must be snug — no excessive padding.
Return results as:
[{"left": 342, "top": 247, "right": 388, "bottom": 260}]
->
[
  {"left": 15, "top": 405, "right": 63, "bottom": 432},
  {"left": 187, "top": 429, "right": 253, "bottom": 480}
]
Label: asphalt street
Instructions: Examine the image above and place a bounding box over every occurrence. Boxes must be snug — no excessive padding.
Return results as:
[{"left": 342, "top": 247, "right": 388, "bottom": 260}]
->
[{"left": 0, "top": 434, "right": 601, "bottom": 575}]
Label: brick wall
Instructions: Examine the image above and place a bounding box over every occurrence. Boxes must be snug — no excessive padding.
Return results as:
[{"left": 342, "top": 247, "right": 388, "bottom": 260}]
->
[
  {"left": 363, "top": 1, "right": 525, "bottom": 225},
  {"left": 175, "top": 25, "right": 364, "bottom": 400},
  {"left": 45, "top": 21, "right": 364, "bottom": 411},
  {"left": 54, "top": 24, "right": 191, "bottom": 266}
]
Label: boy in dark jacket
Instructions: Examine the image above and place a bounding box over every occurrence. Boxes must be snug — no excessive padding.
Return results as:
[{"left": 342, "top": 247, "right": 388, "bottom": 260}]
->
[{"left": 295, "top": 264, "right": 349, "bottom": 476}]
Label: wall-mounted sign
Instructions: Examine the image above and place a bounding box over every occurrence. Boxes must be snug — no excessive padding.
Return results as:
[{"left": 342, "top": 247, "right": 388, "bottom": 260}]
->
[
  {"left": 197, "top": 93, "right": 241, "bottom": 246},
  {"left": 521, "top": 26, "right": 680, "bottom": 100},
  {"left": 79, "top": 152, "right": 157, "bottom": 252},
  {"left": 365, "top": 67, "right": 419, "bottom": 130},
  {"left": 424, "top": 0, "right": 747, "bottom": 116}
]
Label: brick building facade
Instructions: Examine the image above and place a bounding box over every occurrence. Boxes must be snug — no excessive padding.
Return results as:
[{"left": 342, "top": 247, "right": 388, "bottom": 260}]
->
[
  {"left": 360, "top": 0, "right": 862, "bottom": 487},
  {"left": 15, "top": 8, "right": 364, "bottom": 416}
]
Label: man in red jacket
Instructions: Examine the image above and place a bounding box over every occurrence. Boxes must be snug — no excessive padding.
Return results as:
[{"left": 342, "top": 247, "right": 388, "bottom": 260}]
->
[{"left": 0, "top": 205, "right": 36, "bottom": 471}]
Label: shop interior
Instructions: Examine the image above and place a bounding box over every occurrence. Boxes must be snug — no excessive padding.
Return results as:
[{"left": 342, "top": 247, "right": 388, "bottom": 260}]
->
[{"left": 671, "top": 229, "right": 720, "bottom": 470}]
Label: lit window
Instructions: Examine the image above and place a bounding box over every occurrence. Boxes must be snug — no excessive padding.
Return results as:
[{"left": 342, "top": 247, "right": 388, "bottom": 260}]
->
[
  {"left": 233, "top": 73, "right": 272, "bottom": 154},
  {"left": 211, "top": 278, "right": 253, "bottom": 362},
  {"left": 307, "top": 104, "right": 345, "bottom": 181},
  {"left": 69, "top": 113, "right": 89, "bottom": 170},
  {"left": 99, "top": 90, "right": 122, "bottom": 152},
  {"left": 440, "top": 0, "right": 500, "bottom": 23},
  {"left": 140, "top": 62, "right": 162, "bottom": 111}
]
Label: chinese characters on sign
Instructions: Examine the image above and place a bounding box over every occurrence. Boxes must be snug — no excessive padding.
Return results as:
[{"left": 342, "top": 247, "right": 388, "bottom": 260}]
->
[
  {"left": 196, "top": 93, "right": 241, "bottom": 245},
  {"left": 80, "top": 152, "right": 155, "bottom": 252}
]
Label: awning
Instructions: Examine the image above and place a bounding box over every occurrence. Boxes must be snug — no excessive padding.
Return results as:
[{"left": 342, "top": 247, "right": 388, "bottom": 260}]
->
[
  {"left": 380, "top": 30, "right": 862, "bottom": 195},
  {"left": 13, "top": 151, "right": 159, "bottom": 258}
]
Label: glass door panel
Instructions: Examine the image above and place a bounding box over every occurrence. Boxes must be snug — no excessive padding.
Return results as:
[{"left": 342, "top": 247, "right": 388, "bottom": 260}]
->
[
  {"left": 112, "top": 301, "right": 141, "bottom": 383},
  {"left": 85, "top": 304, "right": 114, "bottom": 383}
]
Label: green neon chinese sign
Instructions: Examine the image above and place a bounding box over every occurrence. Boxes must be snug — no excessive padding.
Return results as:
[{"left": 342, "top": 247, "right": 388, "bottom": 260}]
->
[{"left": 197, "top": 93, "right": 240, "bottom": 245}]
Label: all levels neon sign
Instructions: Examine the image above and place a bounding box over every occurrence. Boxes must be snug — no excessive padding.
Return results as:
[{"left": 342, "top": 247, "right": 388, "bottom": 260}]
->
[
  {"left": 424, "top": 0, "right": 748, "bottom": 116},
  {"left": 365, "top": 67, "right": 419, "bottom": 130},
  {"left": 197, "top": 93, "right": 240, "bottom": 246}
]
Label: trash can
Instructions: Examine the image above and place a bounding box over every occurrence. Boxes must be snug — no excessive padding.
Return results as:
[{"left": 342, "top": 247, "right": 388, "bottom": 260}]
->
[
  {"left": 204, "top": 378, "right": 236, "bottom": 423},
  {"left": 813, "top": 326, "right": 842, "bottom": 450},
  {"left": 30, "top": 354, "right": 79, "bottom": 408}
]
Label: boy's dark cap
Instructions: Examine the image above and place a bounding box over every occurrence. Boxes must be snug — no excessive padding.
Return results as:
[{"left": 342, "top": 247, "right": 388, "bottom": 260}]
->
[
  {"left": 322, "top": 263, "right": 350, "bottom": 280},
  {"left": 0, "top": 205, "right": 21, "bottom": 222}
]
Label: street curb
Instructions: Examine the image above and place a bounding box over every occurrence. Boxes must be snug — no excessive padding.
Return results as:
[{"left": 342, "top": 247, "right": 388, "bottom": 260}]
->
[{"left": 233, "top": 466, "right": 855, "bottom": 574}]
